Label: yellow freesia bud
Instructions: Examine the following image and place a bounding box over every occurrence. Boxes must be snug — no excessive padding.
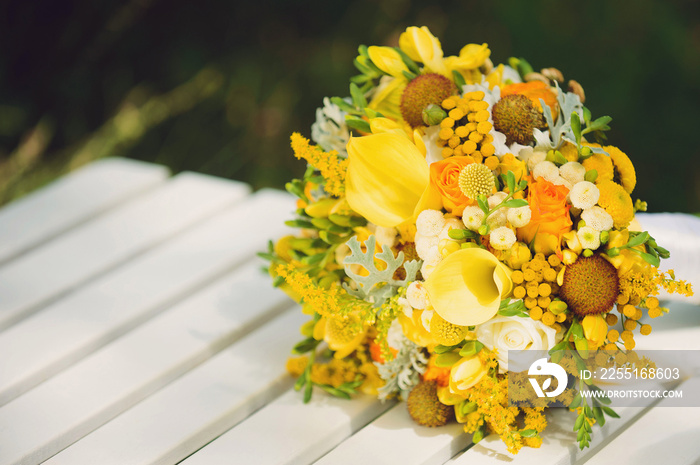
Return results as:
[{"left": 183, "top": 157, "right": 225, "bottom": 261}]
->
[
  {"left": 424, "top": 248, "right": 513, "bottom": 326},
  {"left": 581, "top": 314, "right": 608, "bottom": 350},
  {"left": 562, "top": 249, "right": 579, "bottom": 265},
  {"left": 368, "top": 46, "right": 409, "bottom": 78},
  {"left": 449, "top": 356, "right": 488, "bottom": 395},
  {"left": 607, "top": 229, "right": 630, "bottom": 249},
  {"left": 444, "top": 43, "right": 490, "bottom": 74},
  {"left": 503, "top": 242, "right": 532, "bottom": 269},
  {"left": 562, "top": 230, "right": 583, "bottom": 253},
  {"left": 346, "top": 133, "right": 430, "bottom": 227},
  {"left": 398, "top": 26, "right": 448, "bottom": 76}
]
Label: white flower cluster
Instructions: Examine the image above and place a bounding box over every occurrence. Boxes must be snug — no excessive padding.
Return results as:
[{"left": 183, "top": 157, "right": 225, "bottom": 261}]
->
[{"left": 415, "top": 209, "right": 464, "bottom": 279}]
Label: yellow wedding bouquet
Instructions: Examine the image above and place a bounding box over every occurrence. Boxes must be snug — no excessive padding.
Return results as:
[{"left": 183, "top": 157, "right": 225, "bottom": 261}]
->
[{"left": 261, "top": 26, "right": 693, "bottom": 453}]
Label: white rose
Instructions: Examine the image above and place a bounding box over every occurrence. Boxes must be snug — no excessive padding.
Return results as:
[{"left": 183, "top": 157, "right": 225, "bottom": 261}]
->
[{"left": 476, "top": 316, "right": 559, "bottom": 373}]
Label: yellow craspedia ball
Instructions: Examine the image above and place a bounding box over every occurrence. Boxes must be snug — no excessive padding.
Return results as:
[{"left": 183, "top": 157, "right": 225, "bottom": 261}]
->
[
  {"left": 582, "top": 152, "right": 614, "bottom": 182},
  {"left": 325, "top": 317, "right": 360, "bottom": 345},
  {"left": 458, "top": 162, "right": 494, "bottom": 199},
  {"left": 430, "top": 313, "right": 468, "bottom": 346},
  {"left": 606, "top": 145, "right": 636, "bottom": 194},
  {"left": 597, "top": 180, "right": 634, "bottom": 228}
]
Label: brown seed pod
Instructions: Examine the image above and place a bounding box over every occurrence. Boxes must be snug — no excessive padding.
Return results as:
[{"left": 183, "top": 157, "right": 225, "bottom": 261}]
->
[
  {"left": 541, "top": 67, "right": 564, "bottom": 83},
  {"left": 568, "top": 79, "right": 586, "bottom": 103}
]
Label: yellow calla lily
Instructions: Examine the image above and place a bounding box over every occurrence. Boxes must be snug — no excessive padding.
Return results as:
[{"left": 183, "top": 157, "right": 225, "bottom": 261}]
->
[
  {"left": 368, "top": 46, "right": 409, "bottom": 78},
  {"left": 346, "top": 132, "right": 431, "bottom": 227},
  {"left": 369, "top": 117, "right": 410, "bottom": 138},
  {"left": 398, "top": 26, "right": 448, "bottom": 76},
  {"left": 424, "top": 248, "right": 513, "bottom": 326}
]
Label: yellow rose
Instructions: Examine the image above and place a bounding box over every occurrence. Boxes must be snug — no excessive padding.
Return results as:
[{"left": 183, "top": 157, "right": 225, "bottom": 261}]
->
[
  {"left": 429, "top": 156, "right": 477, "bottom": 216},
  {"left": 517, "top": 177, "right": 573, "bottom": 256},
  {"left": 449, "top": 356, "right": 488, "bottom": 395},
  {"left": 424, "top": 248, "right": 513, "bottom": 326},
  {"left": 581, "top": 315, "right": 608, "bottom": 350},
  {"left": 398, "top": 26, "right": 448, "bottom": 76}
]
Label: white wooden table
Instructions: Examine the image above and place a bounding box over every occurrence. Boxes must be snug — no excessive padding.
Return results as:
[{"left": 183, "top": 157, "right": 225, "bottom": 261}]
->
[{"left": 1, "top": 158, "right": 699, "bottom": 465}]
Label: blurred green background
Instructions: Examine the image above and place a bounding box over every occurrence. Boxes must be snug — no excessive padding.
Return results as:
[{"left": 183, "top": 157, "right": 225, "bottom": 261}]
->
[{"left": 1, "top": 0, "right": 698, "bottom": 212}]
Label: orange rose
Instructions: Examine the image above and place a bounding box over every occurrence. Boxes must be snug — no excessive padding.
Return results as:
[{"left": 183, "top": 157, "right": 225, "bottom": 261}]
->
[
  {"left": 429, "top": 156, "right": 475, "bottom": 215},
  {"left": 517, "top": 177, "right": 572, "bottom": 255}
]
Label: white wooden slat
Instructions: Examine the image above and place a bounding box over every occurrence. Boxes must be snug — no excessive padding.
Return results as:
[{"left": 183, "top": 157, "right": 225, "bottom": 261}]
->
[
  {"left": 182, "top": 389, "right": 396, "bottom": 465},
  {"left": 584, "top": 377, "right": 700, "bottom": 465},
  {"left": 0, "top": 172, "right": 249, "bottom": 331},
  {"left": 0, "top": 158, "right": 169, "bottom": 266},
  {"left": 0, "top": 189, "right": 295, "bottom": 407},
  {"left": 444, "top": 405, "right": 654, "bottom": 465},
  {"left": 0, "top": 260, "right": 292, "bottom": 465},
  {"left": 313, "top": 403, "right": 471, "bottom": 465},
  {"left": 43, "top": 309, "right": 307, "bottom": 465}
]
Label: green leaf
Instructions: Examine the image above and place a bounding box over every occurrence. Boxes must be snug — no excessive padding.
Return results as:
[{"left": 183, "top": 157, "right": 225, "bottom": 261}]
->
[
  {"left": 434, "top": 344, "right": 461, "bottom": 354},
  {"left": 393, "top": 47, "right": 421, "bottom": 75},
  {"left": 345, "top": 115, "right": 371, "bottom": 133},
  {"left": 601, "top": 406, "right": 620, "bottom": 418},
  {"left": 302, "top": 252, "right": 326, "bottom": 266},
  {"left": 570, "top": 111, "right": 582, "bottom": 146},
  {"left": 401, "top": 70, "right": 418, "bottom": 81},
  {"left": 294, "top": 373, "right": 306, "bottom": 391},
  {"left": 569, "top": 392, "right": 582, "bottom": 410},
  {"left": 317, "top": 383, "right": 352, "bottom": 400},
  {"left": 364, "top": 108, "right": 384, "bottom": 119},
  {"left": 472, "top": 424, "right": 486, "bottom": 444},
  {"left": 574, "top": 413, "right": 585, "bottom": 431},
  {"left": 435, "top": 352, "right": 462, "bottom": 367},
  {"left": 592, "top": 406, "right": 605, "bottom": 426},
  {"left": 477, "top": 195, "right": 489, "bottom": 214},
  {"left": 506, "top": 170, "right": 516, "bottom": 194},
  {"left": 303, "top": 378, "right": 313, "bottom": 403},
  {"left": 583, "top": 106, "right": 592, "bottom": 125},
  {"left": 459, "top": 341, "right": 484, "bottom": 357},
  {"left": 292, "top": 337, "right": 320, "bottom": 354},
  {"left": 503, "top": 199, "right": 528, "bottom": 208},
  {"left": 349, "top": 83, "right": 367, "bottom": 109},
  {"left": 553, "top": 150, "right": 568, "bottom": 166},
  {"left": 452, "top": 70, "right": 467, "bottom": 89},
  {"left": 319, "top": 230, "right": 348, "bottom": 244},
  {"left": 625, "top": 231, "right": 649, "bottom": 248},
  {"left": 448, "top": 228, "right": 476, "bottom": 240},
  {"left": 637, "top": 250, "right": 661, "bottom": 267},
  {"left": 331, "top": 96, "right": 358, "bottom": 114}
]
